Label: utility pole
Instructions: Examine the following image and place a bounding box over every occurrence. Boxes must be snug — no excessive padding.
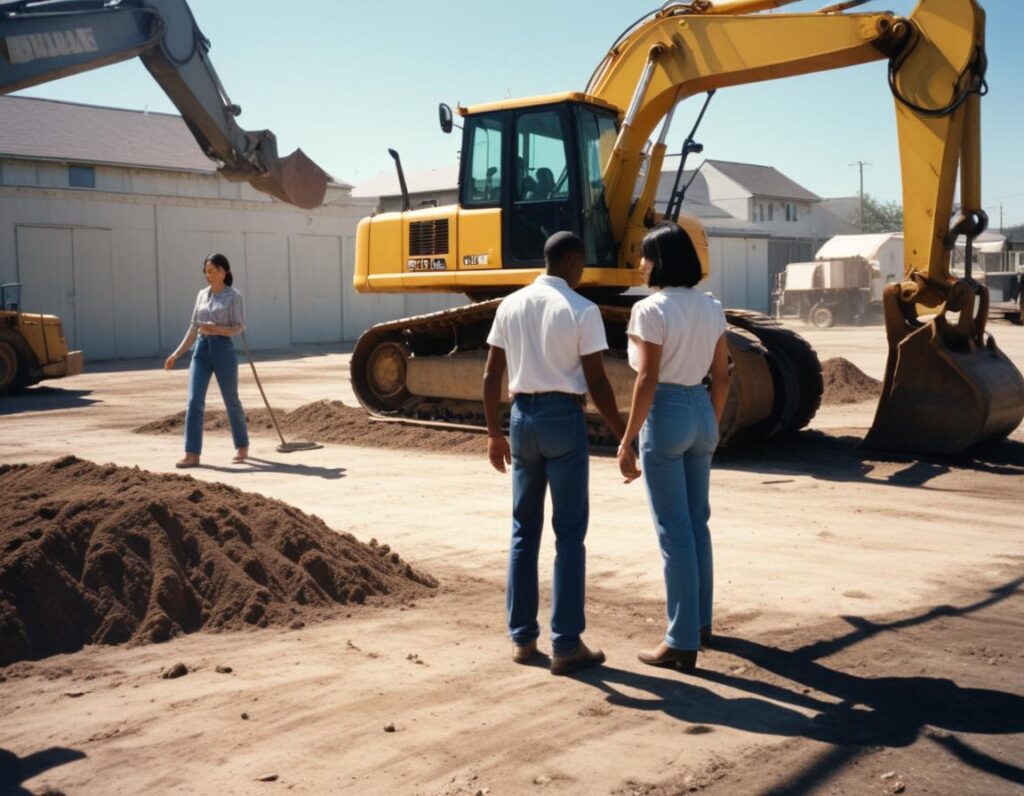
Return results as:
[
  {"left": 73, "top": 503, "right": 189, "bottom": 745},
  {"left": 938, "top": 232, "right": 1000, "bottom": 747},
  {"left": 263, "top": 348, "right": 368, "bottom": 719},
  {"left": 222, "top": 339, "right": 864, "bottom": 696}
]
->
[{"left": 850, "top": 161, "right": 871, "bottom": 232}]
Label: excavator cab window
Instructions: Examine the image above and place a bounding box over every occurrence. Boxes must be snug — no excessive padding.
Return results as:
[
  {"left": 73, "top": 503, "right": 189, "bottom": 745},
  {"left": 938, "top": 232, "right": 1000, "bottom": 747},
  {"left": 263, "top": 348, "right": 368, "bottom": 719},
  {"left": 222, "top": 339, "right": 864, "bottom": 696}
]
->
[
  {"left": 574, "top": 105, "right": 617, "bottom": 267},
  {"left": 462, "top": 115, "right": 503, "bottom": 206},
  {"left": 509, "top": 108, "right": 574, "bottom": 262}
]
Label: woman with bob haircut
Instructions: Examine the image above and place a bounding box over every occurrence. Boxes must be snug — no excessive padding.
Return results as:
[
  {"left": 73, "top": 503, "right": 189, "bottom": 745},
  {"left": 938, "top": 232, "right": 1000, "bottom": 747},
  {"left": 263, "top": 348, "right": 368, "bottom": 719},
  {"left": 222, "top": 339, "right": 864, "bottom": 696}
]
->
[
  {"left": 617, "top": 221, "right": 731, "bottom": 672},
  {"left": 164, "top": 252, "right": 250, "bottom": 468}
]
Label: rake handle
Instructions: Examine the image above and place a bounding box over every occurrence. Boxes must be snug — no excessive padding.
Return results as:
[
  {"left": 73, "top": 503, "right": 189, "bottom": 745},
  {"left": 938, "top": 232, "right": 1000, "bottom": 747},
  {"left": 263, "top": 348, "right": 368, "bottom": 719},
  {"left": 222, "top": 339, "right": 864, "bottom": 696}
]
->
[{"left": 240, "top": 332, "right": 288, "bottom": 448}]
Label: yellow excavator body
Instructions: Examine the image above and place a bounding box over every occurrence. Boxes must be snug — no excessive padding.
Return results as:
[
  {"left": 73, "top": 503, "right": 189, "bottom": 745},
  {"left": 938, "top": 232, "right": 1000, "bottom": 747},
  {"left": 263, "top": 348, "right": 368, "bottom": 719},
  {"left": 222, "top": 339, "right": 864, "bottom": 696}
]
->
[
  {"left": 0, "top": 285, "right": 84, "bottom": 393},
  {"left": 353, "top": 0, "right": 1023, "bottom": 454}
]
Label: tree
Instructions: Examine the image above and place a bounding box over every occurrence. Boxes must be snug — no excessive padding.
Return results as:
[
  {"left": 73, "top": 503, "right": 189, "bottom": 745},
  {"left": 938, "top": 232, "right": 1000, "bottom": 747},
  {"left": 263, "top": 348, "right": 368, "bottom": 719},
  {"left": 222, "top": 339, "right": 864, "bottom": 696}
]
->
[{"left": 859, "top": 194, "right": 903, "bottom": 233}]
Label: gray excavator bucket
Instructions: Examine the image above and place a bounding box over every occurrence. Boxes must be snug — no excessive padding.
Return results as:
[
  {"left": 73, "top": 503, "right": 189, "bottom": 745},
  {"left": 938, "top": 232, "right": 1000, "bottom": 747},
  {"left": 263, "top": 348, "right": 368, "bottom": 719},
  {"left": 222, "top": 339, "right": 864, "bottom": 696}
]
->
[
  {"left": 248, "top": 147, "right": 329, "bottom": 210},
  {"left": 864, "top": 280, "right": 1024, "bottom": 454}
]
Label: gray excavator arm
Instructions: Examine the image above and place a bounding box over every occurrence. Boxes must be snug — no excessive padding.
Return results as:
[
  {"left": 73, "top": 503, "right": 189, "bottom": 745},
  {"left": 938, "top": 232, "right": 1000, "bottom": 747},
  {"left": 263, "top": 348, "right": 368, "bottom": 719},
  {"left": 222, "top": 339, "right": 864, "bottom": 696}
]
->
[{"left": 0, "top": 0, "right": 328, "bottom": 208}]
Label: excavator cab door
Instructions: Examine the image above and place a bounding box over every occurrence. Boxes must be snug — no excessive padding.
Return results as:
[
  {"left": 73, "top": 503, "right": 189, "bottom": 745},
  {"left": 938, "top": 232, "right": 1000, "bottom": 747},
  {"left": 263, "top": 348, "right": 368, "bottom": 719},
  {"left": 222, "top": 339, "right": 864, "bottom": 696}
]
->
[{"left": 457, "top": 101, "right": 617, "bottom": 270}]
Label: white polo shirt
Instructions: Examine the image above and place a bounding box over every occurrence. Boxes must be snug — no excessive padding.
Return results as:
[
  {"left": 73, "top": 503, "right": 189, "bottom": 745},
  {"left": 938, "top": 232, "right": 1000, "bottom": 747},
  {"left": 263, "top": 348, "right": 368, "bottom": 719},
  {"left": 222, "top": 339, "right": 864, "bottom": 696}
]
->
[
  {"left": 627, "top": 287, "right": 727, "bottom": 386},
  {"left": 487, "top": 274, "right": 608, "bottom": 395}
]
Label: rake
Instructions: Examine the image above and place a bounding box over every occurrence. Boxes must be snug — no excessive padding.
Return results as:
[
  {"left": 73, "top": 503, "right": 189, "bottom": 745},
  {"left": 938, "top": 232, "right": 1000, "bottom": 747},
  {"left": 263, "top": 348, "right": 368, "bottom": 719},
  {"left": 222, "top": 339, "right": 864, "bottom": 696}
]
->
[{"left": 240, "top": 332, "right": 323, "bottom": 453}]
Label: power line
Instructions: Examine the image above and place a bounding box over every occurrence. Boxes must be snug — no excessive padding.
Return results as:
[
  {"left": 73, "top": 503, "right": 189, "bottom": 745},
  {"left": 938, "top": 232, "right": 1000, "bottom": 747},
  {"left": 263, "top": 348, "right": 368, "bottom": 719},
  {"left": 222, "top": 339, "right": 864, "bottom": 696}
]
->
[{"left": 850, "top": 161, "right": 871, "bottom": 232}]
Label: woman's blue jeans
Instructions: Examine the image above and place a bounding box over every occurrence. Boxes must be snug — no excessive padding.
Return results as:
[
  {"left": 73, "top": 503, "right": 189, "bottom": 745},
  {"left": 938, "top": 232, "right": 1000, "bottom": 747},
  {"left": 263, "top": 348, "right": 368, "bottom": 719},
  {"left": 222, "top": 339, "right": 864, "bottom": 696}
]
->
[
  {"left": 640, "top": 383, "right": 719, "bottom": 651},
  {"left": 184, "top": 335, "right": 249, "bottom": 455},
  {"left": 507, "top": 393, "right": 589, "bottom": 656}
]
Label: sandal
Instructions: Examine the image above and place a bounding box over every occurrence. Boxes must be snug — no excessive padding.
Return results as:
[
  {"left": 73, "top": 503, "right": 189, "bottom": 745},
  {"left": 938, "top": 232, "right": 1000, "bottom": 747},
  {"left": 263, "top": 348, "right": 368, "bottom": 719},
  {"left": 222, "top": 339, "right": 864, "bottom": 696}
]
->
[{"left": 232, "top": 447, "right": 249, "bottom": 464}]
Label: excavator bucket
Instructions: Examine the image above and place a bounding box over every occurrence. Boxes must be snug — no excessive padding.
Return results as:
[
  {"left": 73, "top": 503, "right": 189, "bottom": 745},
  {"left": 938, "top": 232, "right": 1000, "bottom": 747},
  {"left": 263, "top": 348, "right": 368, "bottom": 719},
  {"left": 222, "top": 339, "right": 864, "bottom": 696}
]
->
[
  {"left": 248, "top": 148, "right": 329, "bottom": 210},
  {"left": 864, "top": 281, "right": 1024, "bottom": 454}
]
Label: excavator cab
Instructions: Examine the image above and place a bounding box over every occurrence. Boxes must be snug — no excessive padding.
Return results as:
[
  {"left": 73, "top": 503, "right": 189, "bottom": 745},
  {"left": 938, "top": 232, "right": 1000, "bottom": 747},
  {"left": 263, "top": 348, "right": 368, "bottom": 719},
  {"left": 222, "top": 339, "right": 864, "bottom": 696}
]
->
[
  {"left": 354, "top": 94, "right": 639, "bottom": 299},
  {"left": 457, "top": 97, "right": 618, "bottom": 270}
]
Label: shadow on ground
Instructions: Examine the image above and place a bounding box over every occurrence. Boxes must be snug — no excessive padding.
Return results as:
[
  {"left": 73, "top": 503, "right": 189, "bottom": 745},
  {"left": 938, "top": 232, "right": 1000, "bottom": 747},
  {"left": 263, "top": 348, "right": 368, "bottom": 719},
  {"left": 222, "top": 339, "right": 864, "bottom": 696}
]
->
[
  {"left": 0, "top": 747, "right": 86, "bottom": 795},
  {"left": 578, "top": 576, "right": 1024, "bottom": 794},
  {"left": 714, "top": 429, "right": 1024, "bottom": 488},
  {"left": 0, "top": 387, "right": 99, "bottom": 415}
]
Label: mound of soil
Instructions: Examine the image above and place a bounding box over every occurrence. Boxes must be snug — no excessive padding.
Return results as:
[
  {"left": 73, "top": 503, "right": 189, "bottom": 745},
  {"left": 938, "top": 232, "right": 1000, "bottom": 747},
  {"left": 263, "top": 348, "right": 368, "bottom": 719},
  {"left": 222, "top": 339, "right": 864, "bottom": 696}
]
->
[
  {"left": 0, "top": 457, "right": 436, "bottom": 666},
  {"left": 134, "top": 400, "right": 488, "bottom": 454},
  {"left": 821, "top": 357, "right": 883, "bottom": 405}
]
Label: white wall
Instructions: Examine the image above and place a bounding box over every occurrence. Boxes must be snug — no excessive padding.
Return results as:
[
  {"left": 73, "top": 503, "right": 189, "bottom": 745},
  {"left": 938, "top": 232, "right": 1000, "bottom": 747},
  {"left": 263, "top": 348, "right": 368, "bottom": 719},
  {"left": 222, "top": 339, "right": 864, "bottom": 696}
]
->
[
  {"left": 701, "top": 235, "right": 770, "bottom": 313},
  {"left": 0, "top": 167, "right": 463, "bottom": 361}
]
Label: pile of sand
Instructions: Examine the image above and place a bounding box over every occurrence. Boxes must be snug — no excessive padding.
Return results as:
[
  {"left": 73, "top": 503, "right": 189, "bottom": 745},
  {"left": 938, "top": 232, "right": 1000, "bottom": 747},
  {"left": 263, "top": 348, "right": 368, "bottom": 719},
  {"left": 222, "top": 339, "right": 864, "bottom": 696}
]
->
[
  {"left": 0, "top": 457, "right": 436, "bottom": 666},
  {"left": 821, "top": 357, "right": 882, "bottom": 404},
  {"left": 134, "top": 400, "right": 488, "bottom": 454}
]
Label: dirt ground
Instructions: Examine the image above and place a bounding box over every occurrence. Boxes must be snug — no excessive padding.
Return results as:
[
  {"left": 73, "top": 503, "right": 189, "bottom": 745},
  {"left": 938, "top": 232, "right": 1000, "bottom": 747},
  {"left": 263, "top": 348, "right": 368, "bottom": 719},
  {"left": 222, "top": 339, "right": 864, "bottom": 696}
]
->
[{"left": 1, "top": 321, "right": 1023, "bottom": 796}]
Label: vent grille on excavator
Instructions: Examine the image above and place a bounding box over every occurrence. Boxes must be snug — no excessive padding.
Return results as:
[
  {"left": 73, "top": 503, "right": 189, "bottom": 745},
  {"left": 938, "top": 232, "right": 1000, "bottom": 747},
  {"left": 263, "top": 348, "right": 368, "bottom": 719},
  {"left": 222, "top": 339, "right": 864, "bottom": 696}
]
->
[{"left": 409, "top": 219, "right": 449, "bottom": 256}]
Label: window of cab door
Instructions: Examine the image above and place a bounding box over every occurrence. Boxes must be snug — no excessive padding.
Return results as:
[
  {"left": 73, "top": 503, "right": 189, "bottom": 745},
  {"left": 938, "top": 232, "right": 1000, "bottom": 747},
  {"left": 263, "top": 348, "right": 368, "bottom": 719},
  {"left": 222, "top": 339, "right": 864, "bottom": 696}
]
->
[
  {"left": 507, "top": 107, "right": 576, "bottom": 264},
  {"left": 461, "top": 114, "right": 504, "bottom": 207}
]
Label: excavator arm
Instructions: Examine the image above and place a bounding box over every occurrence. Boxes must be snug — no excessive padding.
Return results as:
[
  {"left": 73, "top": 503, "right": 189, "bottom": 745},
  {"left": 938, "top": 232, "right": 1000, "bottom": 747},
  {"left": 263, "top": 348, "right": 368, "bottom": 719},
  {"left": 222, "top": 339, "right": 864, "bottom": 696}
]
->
[
  {"left": 585, "top": 0, "right": 1020, "bottom": 453},
  {"left": 588, "top": 0, "right": 981, "bottom": 295},
  {"left": 0, "top": 0, "right": 328, "bottom": 208}
]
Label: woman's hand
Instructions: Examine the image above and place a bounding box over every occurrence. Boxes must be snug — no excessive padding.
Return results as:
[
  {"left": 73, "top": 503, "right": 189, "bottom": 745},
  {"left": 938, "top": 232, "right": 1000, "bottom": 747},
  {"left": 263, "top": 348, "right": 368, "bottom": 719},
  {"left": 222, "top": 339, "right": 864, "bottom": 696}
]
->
[
  {"left": 199, "top": 323, "right": 220, "bottom": 336},
  {"left": 163, "top": 355, "right": 176, "bottom": 370},
  {"left": 617, "top": 442, "right": 641, "bottom": 483}
]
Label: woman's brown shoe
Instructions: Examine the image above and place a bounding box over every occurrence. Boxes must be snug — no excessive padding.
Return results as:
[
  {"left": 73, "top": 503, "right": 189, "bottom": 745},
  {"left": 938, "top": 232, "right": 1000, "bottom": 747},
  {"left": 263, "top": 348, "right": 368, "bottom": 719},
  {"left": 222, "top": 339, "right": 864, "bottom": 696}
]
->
[
  {"left": 175, "top": 455, "right": 200, "bottom": 469},
  {"left": 638, "top": 641, "right": 697, "bottom": 672}
]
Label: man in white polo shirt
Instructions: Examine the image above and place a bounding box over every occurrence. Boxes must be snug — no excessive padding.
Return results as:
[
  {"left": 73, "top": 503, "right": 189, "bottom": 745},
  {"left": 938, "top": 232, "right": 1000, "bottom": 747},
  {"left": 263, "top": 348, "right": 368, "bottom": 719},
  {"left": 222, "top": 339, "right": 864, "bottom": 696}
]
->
[{"left": 483, "top": 231, "right": 632, "bottom": 676}]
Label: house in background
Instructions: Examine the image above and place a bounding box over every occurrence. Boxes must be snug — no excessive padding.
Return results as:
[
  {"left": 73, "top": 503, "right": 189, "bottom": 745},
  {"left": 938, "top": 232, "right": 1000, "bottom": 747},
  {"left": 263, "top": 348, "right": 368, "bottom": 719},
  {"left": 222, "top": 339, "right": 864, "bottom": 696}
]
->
[
  {"left": 657, "top": 158, "right": 861, "bottom": 309},
  {"left": 352, "top": 165, "right": 459, "bottom": 213},
  {"left": 0, "top": 96, "right": 460, "bottom": 361}
]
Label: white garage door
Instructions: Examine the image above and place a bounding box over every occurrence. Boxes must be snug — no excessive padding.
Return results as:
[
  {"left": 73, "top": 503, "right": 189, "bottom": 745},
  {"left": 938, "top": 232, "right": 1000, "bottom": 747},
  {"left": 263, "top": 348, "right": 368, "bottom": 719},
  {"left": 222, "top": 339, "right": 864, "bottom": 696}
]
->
[
  {"left": 290, "top": 235, "right": 342, "bottom": 343},
  {"left": 16, "top": 225, "right": 116, "bottom": 360}
]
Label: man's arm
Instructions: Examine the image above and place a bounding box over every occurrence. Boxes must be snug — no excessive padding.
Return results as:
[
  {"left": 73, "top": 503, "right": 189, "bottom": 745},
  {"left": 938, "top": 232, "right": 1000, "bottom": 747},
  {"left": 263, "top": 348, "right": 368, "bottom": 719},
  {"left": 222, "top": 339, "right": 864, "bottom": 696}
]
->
[
  {"left": 581, "top": 352, "right": 625, "bottom": 441},
  {"left": 483, "top": 345, "right": 512, "bottom": 473}
]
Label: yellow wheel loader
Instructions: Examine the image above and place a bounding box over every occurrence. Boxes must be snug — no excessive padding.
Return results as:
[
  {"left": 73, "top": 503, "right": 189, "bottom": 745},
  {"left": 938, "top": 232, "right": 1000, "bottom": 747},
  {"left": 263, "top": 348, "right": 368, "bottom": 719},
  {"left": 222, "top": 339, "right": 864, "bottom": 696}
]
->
[
  {"left": 0, "top": 284, "right": 83, "bottom": 394},
  {"left": 352, "top": 0, "right": 1023, "bottom": 454}
]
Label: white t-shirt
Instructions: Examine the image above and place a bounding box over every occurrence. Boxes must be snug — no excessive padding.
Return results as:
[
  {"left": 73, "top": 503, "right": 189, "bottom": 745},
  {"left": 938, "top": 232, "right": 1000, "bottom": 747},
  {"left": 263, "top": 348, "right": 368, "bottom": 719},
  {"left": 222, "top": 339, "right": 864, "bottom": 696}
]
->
[
  {"left": 487, "top": 274, "right": 608, "bottom": 395},
  {"left": 627, "top": 287, "right": 727, "bottom": 386}
]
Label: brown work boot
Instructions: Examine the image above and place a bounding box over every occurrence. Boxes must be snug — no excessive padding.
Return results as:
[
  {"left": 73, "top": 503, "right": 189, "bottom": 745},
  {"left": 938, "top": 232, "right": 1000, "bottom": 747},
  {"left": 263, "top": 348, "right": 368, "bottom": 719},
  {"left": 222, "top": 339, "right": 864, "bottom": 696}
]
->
[
  {"left": 512, "top": 639, "right": 538, "bottom": 664},
  {"left": 637, "top": 641, "right": 697, "bottom": 672},
  {"left": 550, "top": 641, "right": 605, "bottom": 676}
]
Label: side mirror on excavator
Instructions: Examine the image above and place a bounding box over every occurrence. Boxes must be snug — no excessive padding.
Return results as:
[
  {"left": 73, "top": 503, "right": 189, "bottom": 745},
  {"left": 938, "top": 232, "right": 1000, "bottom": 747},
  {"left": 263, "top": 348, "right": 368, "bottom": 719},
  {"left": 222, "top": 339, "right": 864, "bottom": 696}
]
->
[{"left": 439, "top": 103, "right": 454, "bottom": 134}]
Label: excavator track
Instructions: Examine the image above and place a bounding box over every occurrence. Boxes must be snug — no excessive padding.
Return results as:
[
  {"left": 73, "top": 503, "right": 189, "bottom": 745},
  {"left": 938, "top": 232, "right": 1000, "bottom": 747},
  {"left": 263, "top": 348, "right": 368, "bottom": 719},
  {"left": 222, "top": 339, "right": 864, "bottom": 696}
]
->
[{"left": 350, "top": 298, "right": 824, "bottom": 448}]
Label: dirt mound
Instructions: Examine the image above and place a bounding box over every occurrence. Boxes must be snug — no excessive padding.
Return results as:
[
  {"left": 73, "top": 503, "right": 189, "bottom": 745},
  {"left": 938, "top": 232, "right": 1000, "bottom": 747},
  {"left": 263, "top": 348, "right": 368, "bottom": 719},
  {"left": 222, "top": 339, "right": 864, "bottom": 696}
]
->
[
  {"left": 134, "top": 400, "right": 489, "bottom": 454},
  {"left": 0, "top": 457, "right": 436, "bottom": 666},
  {"left": 821, "top": 357, "right": 882, "bottom": 404}
]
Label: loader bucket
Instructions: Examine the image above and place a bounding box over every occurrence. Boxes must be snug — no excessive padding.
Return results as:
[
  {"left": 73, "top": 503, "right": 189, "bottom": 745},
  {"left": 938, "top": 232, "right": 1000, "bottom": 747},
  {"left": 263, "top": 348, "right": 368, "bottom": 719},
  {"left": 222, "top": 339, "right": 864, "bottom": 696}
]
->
[
  {"left": 864, "top": 281, "right": 1024, "bottom": 454},
  {"left": 249, "top": 147, "right": 329, "bottom": 209}
]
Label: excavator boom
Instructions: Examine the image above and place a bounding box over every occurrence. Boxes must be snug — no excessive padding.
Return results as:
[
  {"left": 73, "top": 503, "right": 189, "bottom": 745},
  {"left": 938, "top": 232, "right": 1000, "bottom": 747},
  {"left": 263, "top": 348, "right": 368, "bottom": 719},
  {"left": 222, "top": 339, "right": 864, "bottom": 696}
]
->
[{"left": 0, "top": 0, "right": 328, "bottom": 208}]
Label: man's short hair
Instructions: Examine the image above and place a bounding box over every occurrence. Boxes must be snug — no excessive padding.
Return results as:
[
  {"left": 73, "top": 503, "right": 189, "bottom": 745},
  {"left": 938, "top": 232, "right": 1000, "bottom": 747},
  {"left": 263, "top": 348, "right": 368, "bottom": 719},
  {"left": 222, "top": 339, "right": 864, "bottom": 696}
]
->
[
  {"left": 641, "top": 222, "right": 702, "bottom": 288},
  {"left": 544, "top": 231, "right": 585, "bottom": 269}
]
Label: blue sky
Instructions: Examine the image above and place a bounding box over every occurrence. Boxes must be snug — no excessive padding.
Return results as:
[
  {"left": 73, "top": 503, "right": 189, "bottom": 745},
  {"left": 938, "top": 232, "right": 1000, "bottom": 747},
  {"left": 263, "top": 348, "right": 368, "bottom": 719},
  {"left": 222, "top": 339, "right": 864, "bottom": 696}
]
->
[{"left": 14, "top": 0, "right": 1024, "bottom": 227}]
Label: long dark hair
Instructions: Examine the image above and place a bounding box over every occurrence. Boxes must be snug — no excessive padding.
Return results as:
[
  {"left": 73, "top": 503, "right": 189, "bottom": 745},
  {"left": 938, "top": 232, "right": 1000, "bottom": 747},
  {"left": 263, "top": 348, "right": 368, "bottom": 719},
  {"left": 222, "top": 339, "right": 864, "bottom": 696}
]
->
[
  {"left": 641, "top": 223, "right": 702, "bottom": 288},
  {"left": 204, "top": 252, "right": 233, "bottom": 286}
]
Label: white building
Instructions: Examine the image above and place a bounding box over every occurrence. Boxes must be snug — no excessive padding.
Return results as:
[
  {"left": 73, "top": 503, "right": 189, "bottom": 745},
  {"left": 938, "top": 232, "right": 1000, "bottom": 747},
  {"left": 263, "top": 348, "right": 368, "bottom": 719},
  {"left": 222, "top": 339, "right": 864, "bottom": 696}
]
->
[{"left": 0, "top": 96, "right": 457, "bottom": 361}]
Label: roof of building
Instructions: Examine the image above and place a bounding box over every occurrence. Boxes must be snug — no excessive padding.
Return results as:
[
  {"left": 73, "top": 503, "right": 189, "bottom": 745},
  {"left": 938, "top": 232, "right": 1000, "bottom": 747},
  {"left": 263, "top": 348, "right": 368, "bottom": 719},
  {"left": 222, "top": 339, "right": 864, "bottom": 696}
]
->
[
  {"left": 815, "top": 232, "right": 903, "bottom": 260},
  {"left": 0, "top": 95, "right": 350, "bottom": 188},
  {"left": 664, "top": 158, "right": 820, "bottom": 202},
  {"left": 352, "top": 164, "right": 461, "bottom": 198}
]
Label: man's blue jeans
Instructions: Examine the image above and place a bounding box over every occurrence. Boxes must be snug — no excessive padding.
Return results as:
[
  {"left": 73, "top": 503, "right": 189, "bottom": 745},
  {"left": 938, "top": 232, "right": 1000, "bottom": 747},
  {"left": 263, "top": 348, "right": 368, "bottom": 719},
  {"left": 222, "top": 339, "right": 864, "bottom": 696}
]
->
[
  {"left": 184, "top": 335, "right": 249, "bottom": 455},
  {"left": 507, "top": 392, "right": 589, "bottom": 655},
  {"left": 640, "top": 383, "right": 718, "bottom": 651}
]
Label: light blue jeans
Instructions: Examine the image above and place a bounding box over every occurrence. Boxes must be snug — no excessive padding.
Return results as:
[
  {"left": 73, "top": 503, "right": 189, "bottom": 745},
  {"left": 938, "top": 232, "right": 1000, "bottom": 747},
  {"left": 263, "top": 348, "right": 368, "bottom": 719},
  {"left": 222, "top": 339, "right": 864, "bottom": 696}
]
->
[
  {"left": 184, "top": 335, "right": 249, "bottom": 455},
  {"left": 640, "top": 383, "right": 719, "bottom": 651},
  {"left": 508, "top": 392, "right": 589, "bottom": 655}
]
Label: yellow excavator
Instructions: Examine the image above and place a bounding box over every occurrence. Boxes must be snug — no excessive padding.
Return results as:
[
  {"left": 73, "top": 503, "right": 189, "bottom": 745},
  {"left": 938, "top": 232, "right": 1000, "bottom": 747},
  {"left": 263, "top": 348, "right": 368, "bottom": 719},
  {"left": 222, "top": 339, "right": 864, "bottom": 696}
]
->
[
  {"left": 0, "top": 282, "right": 83, "bottom": 393},
  {"left": 351, "top": 0, "right": 1023, "bottom": 454}
]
